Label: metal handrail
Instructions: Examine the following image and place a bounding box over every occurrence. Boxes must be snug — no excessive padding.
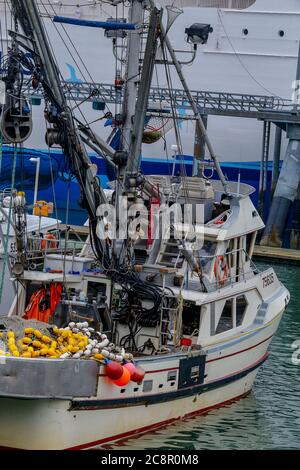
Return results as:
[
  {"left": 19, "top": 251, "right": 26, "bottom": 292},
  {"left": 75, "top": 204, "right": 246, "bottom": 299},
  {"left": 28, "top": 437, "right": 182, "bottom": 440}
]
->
[
  {"left": 187, "top": 247, "right": 260, "bottom": 289},
  {"left": 25, "top": 235, "right": 85, "bottom": 257}
]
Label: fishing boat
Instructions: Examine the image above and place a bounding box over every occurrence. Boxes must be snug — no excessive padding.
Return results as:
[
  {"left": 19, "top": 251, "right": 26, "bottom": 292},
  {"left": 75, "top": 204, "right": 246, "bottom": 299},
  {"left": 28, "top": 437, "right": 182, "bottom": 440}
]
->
[{"left": 0, "top": 0, "right": 290, "bottom": 450}]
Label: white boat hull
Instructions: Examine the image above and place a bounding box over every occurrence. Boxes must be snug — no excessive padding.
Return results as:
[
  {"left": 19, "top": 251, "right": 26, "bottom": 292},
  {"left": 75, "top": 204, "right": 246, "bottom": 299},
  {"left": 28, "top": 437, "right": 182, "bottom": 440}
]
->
[
  {"left": 0, "top": 372, "right": 256, "bottom": 450},
  {"left": 0, "top": 312, "right": 283, "bottom": 450}
]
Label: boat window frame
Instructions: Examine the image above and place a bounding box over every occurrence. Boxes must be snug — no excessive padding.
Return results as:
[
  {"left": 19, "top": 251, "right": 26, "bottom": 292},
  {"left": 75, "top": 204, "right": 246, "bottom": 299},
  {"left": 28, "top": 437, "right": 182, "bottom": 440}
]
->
[
  {"left": 212, "top": 292, "right": 249, "bottom": 336},
  {"left": 236, "top": 294, "right": 249, "bottom": 327},
  {"left": 215, "top": 298, "right": 234, "bottom": 335}
]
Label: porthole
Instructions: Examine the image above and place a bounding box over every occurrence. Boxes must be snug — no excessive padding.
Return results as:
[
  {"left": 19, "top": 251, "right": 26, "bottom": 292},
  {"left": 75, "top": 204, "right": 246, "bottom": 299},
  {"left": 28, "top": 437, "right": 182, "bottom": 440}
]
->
[
  {"left": 242, "top": 28, "right": 248, "bottom": 36},
  {"left": 278, "top": 30, "right": 285, "bottom": 37}
]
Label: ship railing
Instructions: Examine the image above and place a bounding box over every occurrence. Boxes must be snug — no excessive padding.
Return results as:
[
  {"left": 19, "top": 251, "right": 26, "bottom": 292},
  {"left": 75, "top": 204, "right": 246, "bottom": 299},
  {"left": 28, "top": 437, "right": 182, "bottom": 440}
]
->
[
  {"left": 0, "top": 188, "right": 15, "bottom": 204},
  {"left": 187, "top": 247, "right": 260, "bottom": 290},
  {"left": 24, "top": 234, "right": 86, "bottom": 269}
]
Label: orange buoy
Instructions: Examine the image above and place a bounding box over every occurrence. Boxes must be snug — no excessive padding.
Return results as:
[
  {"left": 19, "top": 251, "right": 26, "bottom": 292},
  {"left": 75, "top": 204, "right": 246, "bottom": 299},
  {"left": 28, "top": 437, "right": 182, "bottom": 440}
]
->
[
  {"left": 106, "top": 361, "right": 124, "bottom": 381},
  {"left": 113, "top": 367, "right": 131, "bottom": 387}
]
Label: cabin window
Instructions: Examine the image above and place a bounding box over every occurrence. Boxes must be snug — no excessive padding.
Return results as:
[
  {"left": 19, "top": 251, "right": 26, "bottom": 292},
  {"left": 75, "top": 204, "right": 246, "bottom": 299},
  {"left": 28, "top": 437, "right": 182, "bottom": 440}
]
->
[
  {"left": 242, "top": 28, "right": 249, "bottom": 36},
  {"left": 236, "top": 295, "right": 248, "bottom": 326},
  {"left": 182, "top": 304, "right": 201, "bottom": 336},
  {"left": 278, "top": 30, "right": 285, "bottom": 37},
  {"left": 215, "top": 299, "right": 234, "bottom": 334},
  {"left": 246, "top": 232, "right": 257, "bottom": 259},
  {"left": 236, "top": 236, "right": 247, "bottom": 278},
  {"left": 214, "top": 294, "right": 247, "bottom": 335},
  {"left": 87, "top": 281, "right": 107, "bottom": 300},
  {"left": 196, "top": 240, "right": 217, "bottom": 275},
  {"left": 143, "top": 380, "right": 153, "bottom": 393}
]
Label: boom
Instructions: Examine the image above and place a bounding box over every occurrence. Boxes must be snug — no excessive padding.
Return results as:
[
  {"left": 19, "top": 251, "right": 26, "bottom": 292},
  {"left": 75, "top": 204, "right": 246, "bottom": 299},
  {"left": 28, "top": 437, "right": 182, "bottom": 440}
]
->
[{"left": 9, "top": 0, "right": 111, "bottom": 268}]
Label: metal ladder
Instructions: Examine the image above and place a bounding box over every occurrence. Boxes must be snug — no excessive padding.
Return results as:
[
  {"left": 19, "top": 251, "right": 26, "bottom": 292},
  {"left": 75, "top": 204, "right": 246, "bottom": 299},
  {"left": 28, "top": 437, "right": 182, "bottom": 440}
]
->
[
  {"left": 159, "top": 302, "right": 180, "bottom": 348},
  {"left": 158, "top": 272, "right": 184, "bottom": 349},
  {"left": 157, "top": 238, "right": 184, "bottom": 268}
]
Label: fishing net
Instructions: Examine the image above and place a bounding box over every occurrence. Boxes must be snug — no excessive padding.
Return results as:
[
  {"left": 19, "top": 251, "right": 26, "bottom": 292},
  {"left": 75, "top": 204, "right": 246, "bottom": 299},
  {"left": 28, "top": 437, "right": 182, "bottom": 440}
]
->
[
  {"left": 143, "top": 115, "right": 174, "bottom": 144},
  {"left": 0, "top": 316, "right": 54, "bottom": 341}
]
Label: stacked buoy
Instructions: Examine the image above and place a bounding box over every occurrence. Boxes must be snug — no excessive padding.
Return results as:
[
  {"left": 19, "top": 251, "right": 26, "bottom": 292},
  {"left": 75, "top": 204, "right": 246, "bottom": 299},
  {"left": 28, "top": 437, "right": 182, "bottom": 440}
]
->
[
  {"left": 0, "top": 322, "right": 146, "bottom": 387},
  {"left": 66, "top": 322, "right": 146, "bottom": 387},
  {"left": 105, "top": 359, "right": 146, "bottom": 387},
  {"left": 0, "top": 327, "right": 89, "bottom": 359},
  {"left": 64, "top": 322, "right": 135, "bottom": 362}
]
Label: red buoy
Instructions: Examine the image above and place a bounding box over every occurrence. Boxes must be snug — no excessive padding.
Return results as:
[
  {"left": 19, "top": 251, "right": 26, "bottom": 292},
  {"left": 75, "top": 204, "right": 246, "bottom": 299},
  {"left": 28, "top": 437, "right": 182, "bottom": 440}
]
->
[
  {"left": 124, "top": 362, "right": 136, "bottom": 378},
  {"left": 106, "top": 361, "right": 124, "bottom": 381},
  {"left": 114, "top": 367, "right": 131, "bottom": 387},
  {"left": 131, "top": 367, "right": 146, "bottom": 383}
]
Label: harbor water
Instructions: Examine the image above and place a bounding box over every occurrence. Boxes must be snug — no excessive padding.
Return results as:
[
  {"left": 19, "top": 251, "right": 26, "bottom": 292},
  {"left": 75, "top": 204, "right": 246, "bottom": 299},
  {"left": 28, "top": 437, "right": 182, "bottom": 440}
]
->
[{"left": 100, "top": 262, "right": 300, "bottom": 451}]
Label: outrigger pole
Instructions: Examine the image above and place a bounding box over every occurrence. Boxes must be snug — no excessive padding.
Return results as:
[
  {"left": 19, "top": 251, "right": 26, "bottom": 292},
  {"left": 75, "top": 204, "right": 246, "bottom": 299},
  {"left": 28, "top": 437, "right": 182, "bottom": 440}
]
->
[{"left": 53, "top": 17, "right": 137, "bottom": 31}]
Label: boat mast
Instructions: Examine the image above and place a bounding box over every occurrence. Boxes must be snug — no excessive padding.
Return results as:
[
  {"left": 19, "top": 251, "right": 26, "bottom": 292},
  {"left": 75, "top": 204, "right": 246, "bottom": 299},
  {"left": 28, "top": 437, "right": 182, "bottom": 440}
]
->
[
  {"left": 125, "top": 7, "right": 162, "bottom": 178},
  {"left": 120, "top": 0, "right": 144, "bottom": 172},
  {"left": 148, "top": 0, "right": 228, "bottom": 194},
  {"left": 118, "top": 1, "right": 161, "bottom": 192},
  {"left": 9, "top": 0, "right": 111, "bottom": 268},
  {"left": 111, "top": 2, "right": 161, "bottom": 264}
]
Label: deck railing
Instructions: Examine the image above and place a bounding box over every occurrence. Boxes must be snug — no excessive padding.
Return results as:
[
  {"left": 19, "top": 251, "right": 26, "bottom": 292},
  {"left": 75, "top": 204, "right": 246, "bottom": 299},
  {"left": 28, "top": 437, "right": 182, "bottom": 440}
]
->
[{"left": 186, "top": 247, "right": 260, "bottom": 290}]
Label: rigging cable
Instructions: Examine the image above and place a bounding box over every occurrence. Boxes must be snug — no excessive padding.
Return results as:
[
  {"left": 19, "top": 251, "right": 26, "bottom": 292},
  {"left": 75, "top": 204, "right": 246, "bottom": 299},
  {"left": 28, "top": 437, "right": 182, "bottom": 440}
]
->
[{"left": 40, "top": 0, "right": 112, "bottom": 115}]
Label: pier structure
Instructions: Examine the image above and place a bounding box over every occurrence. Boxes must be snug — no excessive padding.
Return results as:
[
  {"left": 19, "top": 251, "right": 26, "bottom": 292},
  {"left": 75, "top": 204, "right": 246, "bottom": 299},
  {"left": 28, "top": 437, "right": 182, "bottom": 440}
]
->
[{"left": 260, "top": 45, "right": 300, "bottom": 248}]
